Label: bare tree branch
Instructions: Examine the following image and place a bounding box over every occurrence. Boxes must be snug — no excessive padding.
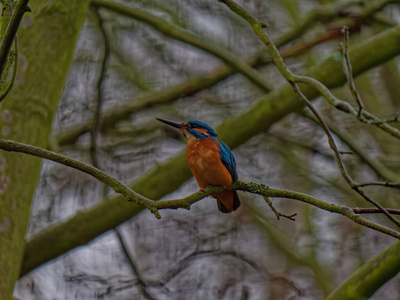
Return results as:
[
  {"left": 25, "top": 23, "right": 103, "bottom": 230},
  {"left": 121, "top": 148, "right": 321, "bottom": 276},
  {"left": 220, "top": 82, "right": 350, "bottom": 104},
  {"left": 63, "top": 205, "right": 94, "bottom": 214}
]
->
[
  {"left": 0, "top": 138, "right": 399, "bottom": 244},
  {"left": 355, "top": 181, "right": 400, "bottom": 189},
  {"left": 115, "top": 229, "right": 157, "bottom": 300},
  {"left": 89, "top": 7, "right": 111, "bottom": 168},
  {"left": 339, "top": 26, "right": 364, "bottom": 116},
  {"left": 91, "top": 0, "right": 273, "bottom": 93}
]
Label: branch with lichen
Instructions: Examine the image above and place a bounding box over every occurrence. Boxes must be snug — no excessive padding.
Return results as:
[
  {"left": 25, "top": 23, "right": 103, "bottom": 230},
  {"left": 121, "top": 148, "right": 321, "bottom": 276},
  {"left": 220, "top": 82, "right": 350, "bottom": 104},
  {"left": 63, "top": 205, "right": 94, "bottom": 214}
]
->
[{"left": 0, "top": 138, "right": 400, "bottom": 240}]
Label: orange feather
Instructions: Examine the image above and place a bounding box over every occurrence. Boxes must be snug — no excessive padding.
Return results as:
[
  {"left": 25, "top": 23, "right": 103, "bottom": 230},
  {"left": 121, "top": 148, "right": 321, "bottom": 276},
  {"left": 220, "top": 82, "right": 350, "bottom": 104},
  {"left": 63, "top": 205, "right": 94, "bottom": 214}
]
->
[{"left": 186, "top": 137, "right": 235, "bottom": 211}]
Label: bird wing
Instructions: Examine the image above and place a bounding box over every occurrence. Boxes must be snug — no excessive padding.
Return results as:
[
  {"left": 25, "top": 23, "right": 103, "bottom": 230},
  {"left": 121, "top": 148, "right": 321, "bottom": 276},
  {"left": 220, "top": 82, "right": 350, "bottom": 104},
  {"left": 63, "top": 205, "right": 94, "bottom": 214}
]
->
[{"left": 217, "top": 139, "right": 238, "bottom": 181}]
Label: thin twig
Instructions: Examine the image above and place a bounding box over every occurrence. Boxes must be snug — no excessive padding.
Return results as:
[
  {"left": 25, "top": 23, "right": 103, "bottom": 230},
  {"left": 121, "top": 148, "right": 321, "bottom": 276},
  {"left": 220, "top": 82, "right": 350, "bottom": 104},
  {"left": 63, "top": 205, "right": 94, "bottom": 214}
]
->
[
  {"left": 303, "top": 112, "right": 400, "bottom": 182},
  {"left": 355, "top": 181, "right": 400, "bottom": 189},
  {"left": 89, "top": 7, "right": 110, "bottom": 168},
  {"left": 115, "top": 228, "right": 156, "bottom": 300},
  {"left": 293, "top": 84, "right": 400, "bottom": 228},
  {"left": 367, "top": 114, "right": 400, "bottom": 124},
  {"left": 339, "top": 151, "right": 353, "bottom": 155},
  {"left": 264, "top": 196, "right": 297, "bottom": 221},
  {"left": 352, "top": 207, "right": 400, "bottom": 215},
  {"left": 339, "top": 26, "right": 364, "bottom": 117}
]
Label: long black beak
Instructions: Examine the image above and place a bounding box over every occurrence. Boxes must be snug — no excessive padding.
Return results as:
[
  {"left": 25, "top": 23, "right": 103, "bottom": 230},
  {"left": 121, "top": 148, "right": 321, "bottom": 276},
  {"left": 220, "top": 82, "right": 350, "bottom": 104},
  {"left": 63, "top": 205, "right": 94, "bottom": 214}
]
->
[{"left": 156, "top": 117, "right": 186, "bottom": 129}]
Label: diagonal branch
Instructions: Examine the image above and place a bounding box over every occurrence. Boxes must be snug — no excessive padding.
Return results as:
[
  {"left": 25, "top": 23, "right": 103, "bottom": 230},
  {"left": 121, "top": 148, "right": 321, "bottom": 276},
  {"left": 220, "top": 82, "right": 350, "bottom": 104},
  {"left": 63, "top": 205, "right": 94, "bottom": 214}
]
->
[
  {"left": 325, "top": 240, "right": 400, "bottom": 300},
  {"left": 339, "top": 26, "right": 364, "bottom": 116},
  {"left": 115, "top": 228, "right": 156, "bottom": 300},
  {"left": 303, "top": 112, "right": 400, "bottom": 183},
  {"left": 89, "top": 7, "right": 111, "bottom": 168},
  {"left": 0, "top": 138, "right": 156, "bottom": 212},
  {"left": 293, "top": 85, "right": 400, "bottom": 227},
  {"left": 91, "top": 0, "right": 272, "bottom": 93}
]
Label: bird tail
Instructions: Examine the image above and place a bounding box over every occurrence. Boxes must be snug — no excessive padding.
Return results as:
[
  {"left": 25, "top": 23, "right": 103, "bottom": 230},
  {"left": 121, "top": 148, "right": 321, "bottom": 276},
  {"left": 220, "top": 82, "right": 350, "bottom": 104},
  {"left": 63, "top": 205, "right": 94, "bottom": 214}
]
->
[{"left": 217, "top": 190, "right": 241, "bottom": 213}]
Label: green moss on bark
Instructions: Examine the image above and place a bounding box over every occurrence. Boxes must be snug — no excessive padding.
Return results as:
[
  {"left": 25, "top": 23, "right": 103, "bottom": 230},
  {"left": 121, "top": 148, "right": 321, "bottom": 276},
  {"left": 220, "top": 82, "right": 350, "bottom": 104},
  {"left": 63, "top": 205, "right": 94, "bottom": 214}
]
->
[
  {"left": 0, "top": 1, "right": 13, "bottom": 92},
  {"left": 326, "top": 241, "right": 400, "bottom": 300},
  {"left": 0, "top": 0, "right": 90, "bottom": 298}
]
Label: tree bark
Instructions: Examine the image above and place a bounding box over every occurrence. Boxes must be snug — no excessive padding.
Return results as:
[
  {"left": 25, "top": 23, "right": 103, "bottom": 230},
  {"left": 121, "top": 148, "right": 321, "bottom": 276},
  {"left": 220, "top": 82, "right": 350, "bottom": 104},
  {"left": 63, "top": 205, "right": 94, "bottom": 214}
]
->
[
  {"left": 325, "top": 241, "right": 400, "bottom": 300},
  {"left": 0, "top": 0, "right": 89, "bottom": 298}
]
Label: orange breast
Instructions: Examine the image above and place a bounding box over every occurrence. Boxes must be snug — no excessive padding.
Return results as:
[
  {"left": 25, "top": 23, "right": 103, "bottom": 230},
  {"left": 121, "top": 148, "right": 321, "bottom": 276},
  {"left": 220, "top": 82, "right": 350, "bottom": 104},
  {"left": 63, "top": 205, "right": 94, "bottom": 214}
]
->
[{"left": 186, "top": 138, "right": 233, "bottom": 188}]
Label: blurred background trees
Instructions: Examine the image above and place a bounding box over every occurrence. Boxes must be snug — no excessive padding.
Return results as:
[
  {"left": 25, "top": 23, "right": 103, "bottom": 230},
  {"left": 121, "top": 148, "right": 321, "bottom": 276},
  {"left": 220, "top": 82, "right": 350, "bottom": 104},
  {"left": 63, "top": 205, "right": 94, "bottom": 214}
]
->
[{"left": 0, "top": 0, "right": 399, "bottom": 299}]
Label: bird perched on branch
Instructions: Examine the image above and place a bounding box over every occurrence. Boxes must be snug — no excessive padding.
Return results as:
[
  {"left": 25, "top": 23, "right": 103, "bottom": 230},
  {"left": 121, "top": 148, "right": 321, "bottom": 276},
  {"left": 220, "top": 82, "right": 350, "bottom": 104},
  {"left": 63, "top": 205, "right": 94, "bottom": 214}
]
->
[{"left": 157, "top": 118, "right": 241, "bottom": 213}]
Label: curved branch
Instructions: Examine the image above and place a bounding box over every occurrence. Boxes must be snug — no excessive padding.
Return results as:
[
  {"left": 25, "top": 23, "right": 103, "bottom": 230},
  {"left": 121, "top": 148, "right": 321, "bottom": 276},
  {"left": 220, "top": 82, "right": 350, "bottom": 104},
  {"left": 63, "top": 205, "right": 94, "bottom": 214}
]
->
[
  {"left": 91, "top": 0, "right": 272, "bottom": 93},
  {"left": 4, "top": 136, "right": 397, "bottom": 238},
  {"left": 0, "top": 139, "right": 154, "bottom": 210}
]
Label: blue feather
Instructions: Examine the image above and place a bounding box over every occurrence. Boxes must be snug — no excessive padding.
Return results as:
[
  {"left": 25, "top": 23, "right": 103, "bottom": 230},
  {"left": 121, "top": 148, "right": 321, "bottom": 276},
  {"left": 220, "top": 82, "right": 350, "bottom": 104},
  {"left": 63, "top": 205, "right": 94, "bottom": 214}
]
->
[
  {"left": 216, "top": 138, "right": 240, "bottom": 213},
  {"left": 186, "top": 120, "right": 218, "bottom": 139},
  {"left": 216, "top": 139, "right": 238, "bottom": 181}
]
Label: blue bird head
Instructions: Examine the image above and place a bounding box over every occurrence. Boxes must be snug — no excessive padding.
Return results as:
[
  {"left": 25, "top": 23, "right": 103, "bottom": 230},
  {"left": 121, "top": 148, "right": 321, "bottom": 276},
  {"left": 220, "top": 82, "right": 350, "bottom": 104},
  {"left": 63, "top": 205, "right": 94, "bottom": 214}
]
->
[{"left": 157, "top": 118, "right": 218, "bottom": 139}]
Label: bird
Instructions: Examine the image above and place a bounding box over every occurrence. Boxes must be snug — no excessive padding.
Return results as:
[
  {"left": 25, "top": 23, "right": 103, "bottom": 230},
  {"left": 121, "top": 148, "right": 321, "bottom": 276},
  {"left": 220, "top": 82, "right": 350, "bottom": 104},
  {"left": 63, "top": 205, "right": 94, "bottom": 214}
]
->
[{"left": 157, "top": 117, "right": 240, "bottom": 213}]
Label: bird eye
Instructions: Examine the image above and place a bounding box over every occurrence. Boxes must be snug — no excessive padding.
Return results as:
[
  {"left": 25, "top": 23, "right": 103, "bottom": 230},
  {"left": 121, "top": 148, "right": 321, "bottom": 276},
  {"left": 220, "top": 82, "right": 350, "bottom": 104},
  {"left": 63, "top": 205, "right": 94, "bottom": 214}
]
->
[{"left": 191, "top": 124, "right": 197, "bottom": 128}]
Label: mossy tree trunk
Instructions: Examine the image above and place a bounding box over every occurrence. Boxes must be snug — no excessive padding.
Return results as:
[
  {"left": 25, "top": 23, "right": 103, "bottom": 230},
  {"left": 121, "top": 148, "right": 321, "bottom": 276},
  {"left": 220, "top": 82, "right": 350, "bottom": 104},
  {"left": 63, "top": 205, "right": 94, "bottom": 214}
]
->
[
  {"left": 325, "top": 241, "right": 400, "bottom": 300},
  {"left": 0, "top": 1, "right": 89, "bottom": 298}
]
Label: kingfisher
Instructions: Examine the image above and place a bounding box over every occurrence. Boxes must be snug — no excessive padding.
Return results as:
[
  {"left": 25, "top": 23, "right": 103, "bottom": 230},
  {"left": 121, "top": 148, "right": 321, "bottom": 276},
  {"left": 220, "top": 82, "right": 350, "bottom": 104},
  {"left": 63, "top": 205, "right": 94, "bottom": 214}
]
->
[{"left": 157, "top": 118, "right": 241, "bottom": 213}]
